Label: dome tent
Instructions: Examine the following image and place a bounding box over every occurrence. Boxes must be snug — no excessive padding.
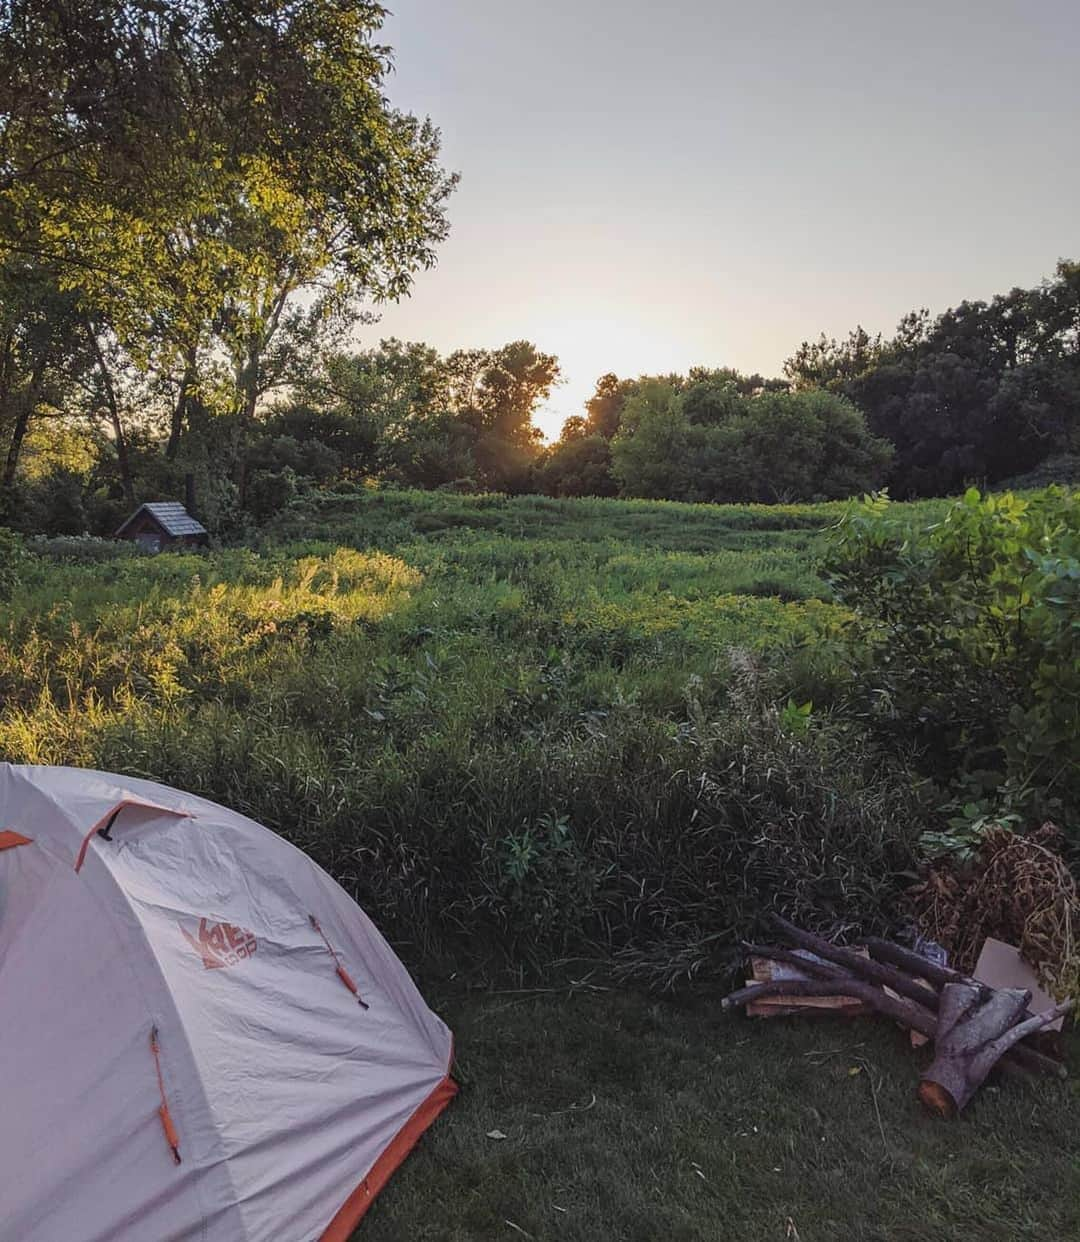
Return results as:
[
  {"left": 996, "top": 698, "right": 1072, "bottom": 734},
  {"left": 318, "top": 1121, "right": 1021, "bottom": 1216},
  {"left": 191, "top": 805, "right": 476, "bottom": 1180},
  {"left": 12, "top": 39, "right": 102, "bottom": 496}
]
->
[{"left": 0, "top": 764, "right": 456, "bottom": 1241}]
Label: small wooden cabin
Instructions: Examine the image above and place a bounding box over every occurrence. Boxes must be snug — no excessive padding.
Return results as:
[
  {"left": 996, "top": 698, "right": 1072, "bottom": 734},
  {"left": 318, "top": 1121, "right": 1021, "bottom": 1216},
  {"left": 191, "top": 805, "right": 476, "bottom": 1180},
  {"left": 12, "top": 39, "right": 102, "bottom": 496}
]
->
[{"left": 115, "top": 502, "right": 208, "bottom": 552}]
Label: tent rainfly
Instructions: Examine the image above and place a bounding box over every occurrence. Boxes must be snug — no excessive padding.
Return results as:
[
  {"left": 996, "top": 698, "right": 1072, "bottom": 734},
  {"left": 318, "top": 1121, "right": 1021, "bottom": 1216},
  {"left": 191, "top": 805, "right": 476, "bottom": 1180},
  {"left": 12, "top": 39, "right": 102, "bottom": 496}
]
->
[{"left": 0, "top": 763, "right": 456, "bottom": 1242}]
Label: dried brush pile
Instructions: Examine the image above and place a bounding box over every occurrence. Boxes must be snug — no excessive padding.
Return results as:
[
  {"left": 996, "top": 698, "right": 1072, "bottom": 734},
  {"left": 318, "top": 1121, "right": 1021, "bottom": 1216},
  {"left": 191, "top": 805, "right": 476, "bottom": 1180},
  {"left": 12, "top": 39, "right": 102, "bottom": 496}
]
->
[{"left": 908, "top": 823, "right": 1080, "bottom": 1000}]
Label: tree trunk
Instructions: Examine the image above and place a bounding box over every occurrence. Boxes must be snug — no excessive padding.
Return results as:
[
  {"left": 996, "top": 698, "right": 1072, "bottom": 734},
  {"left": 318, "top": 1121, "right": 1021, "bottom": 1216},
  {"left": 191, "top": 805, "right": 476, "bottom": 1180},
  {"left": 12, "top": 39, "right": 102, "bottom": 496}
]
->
[
  {"left": 234, "top": 337, "right": 260, "bottom": 508},
  {"left": 3, "top": 400, "right": 31, "bottom": 491},
  {"left": 165, "top": 346, "right": 197, "bottom": 461},
  {"left": 86, "top": 320, "right": 135, "bottom": 505},
  {"left": 918, "top": 983, "right": 1072, "bottom": 1117},
  {"left": 2, "top": 357, "right": 47, "bottom": 491}
]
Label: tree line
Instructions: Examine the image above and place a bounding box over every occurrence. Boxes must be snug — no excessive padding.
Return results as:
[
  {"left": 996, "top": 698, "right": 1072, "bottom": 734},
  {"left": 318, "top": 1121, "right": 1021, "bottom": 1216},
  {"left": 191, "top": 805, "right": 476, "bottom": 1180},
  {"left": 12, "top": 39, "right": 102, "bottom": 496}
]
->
[
  {"left": 782, "top": 260, "right": 1080, "bottom": 497},
  {"left": 0, "top": 0, "right": 454, "bottom": 533},
  {"left": 1, "top": 5, "right": 1077, "bottom": 536},
  {"left": 259, "top": 260, "right": 1078, "bottom": 513},
  {"left": 535, "top": 260, "right": 1079, "bottom": 505}
]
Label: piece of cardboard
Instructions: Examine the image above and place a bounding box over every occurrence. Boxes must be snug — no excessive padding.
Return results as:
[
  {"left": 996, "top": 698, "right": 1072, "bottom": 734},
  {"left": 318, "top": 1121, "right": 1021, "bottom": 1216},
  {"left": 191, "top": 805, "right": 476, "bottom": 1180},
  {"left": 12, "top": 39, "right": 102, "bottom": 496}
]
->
[{"left": 973, "top": 937, "right": 1064, "bottom": 1032}]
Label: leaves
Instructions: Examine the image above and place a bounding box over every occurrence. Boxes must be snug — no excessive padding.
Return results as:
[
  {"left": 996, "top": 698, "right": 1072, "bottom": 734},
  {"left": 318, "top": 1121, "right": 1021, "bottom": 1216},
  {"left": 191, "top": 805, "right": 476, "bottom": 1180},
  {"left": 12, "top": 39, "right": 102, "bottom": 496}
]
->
[
  {"left": 610, "top": 382, "right": 891, "bottom": 504},
  {"left": 0, "top": 0, "right": 455, "bottom": 472},
  {"left": 827, "top": 485, "right": 1080, "bottom": 835}
]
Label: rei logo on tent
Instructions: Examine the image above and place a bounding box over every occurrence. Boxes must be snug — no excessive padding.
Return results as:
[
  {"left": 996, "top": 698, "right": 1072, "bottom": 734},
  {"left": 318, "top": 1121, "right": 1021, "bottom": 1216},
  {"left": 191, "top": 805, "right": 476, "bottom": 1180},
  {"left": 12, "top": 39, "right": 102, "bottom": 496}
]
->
[{"left": 180, "top": 918, "right": 258, "bottom": 971}]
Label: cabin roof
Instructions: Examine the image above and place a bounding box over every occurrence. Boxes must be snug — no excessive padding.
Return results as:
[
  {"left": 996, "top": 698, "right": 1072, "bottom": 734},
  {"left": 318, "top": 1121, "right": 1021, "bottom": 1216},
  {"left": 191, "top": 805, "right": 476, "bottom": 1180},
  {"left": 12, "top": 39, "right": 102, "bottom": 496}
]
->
[{"left": 115, "top": 502, "right": 208, "bottom": 538}]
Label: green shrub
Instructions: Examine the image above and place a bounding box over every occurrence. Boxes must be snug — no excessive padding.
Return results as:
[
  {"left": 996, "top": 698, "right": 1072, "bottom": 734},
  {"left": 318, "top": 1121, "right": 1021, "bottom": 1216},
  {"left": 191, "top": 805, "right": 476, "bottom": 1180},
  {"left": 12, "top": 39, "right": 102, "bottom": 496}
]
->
[
  {"left": 2, "top": 468, "right": 89, "bottom": 536},
  {"left": 825, "top": 486, "right": 1080, "bottom": 831},
  {"left": 741, "top": 576, "right": 812, "bottom": 601},
  {"left": 246, "top": 466, "right": 300, "bottom": 522}
]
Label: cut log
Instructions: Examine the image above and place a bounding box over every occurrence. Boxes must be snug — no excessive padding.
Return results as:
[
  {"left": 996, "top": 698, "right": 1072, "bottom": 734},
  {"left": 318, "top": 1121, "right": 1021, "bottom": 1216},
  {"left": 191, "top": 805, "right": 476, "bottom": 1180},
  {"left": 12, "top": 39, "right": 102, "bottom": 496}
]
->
[
  {"left": 722, "top": 918, "right": 1073, "bottom": 1117},
  {"left": 866, "top": 934, "right": 1066, "bottom": 1070},
  {"left": 761, "top": 921, "right": 1066, "bottom": 1080},
  {"left": 918, "top": 983, "right": 1073, "bottom": 1116}
]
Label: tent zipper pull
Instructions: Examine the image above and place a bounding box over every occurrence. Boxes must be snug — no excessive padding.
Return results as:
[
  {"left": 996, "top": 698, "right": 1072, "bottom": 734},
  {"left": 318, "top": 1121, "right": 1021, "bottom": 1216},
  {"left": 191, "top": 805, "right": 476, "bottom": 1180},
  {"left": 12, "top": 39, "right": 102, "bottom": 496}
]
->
[
  {"left": 310, "top": 915, "right": 370, "bottom": 1009},
  {"left": 150, "top": 1026, "right": 182, "bottom": 1165}
]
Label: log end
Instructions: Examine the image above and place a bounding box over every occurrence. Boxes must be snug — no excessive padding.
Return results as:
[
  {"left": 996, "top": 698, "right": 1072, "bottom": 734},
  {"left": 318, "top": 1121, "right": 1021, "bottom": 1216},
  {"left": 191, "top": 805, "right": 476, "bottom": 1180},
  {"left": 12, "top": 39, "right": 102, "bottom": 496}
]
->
[{"left": 917, "top": 1079, "right": 958, "bottom": 1119}]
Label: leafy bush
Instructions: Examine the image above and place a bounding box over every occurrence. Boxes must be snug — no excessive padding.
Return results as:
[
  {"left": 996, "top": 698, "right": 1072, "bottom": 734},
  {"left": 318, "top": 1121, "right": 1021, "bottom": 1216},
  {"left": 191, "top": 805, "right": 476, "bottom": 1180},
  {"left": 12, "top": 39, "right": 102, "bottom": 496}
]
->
[
  {"left": 535, "top": 425, "right": 617, "bottom": 498},
  {"left": 3, "top": 468, "right": 89, "bottom": 536},
  {"left": 610, "top": 382, "right": 892, "bottom": 504},
  {"left": 825, "top": 486, "right": 1080, "bottom": 831},
  {"left": 246, "top": 466, "right": 300, "bottom": 522}
]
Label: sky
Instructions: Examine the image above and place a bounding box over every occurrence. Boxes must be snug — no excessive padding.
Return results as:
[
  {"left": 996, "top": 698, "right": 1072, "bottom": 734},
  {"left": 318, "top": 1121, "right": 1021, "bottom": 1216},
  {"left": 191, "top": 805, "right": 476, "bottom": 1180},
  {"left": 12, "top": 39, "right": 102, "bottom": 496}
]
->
[{"left": 367, "top": 0, "right": 1080, "bottom": 439}]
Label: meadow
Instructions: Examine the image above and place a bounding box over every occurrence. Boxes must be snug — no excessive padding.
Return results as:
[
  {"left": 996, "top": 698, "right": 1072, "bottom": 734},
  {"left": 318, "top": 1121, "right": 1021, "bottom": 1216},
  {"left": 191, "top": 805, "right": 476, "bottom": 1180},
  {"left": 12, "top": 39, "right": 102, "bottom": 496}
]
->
[
  {"left": 2, "top": 489, "right": 932, "bottom": 980},
  {"left": 2, "top": 486, "right": 1077, "bottom": 1240}
]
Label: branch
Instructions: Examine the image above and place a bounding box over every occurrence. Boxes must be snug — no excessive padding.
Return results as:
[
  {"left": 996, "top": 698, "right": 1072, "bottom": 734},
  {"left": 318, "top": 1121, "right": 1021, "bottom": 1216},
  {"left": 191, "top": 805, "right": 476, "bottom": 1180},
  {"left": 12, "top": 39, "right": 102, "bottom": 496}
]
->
[
  {"left": 972, "top": 999, "right": 1075, "bottom": 1081},
  {"left": 724, "top": 975, "right": 940, "bottom": 1038},
  {"left": 768, "top": 915, "right": 939, "bottom": 1009}
]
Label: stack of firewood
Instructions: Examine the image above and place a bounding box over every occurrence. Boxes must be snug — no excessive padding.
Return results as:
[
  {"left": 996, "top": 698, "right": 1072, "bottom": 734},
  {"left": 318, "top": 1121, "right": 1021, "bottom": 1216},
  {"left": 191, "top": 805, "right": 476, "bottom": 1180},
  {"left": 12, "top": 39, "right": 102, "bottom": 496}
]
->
[{"left": 723, "top": 915, "right": 1073, "bottom": 1116}]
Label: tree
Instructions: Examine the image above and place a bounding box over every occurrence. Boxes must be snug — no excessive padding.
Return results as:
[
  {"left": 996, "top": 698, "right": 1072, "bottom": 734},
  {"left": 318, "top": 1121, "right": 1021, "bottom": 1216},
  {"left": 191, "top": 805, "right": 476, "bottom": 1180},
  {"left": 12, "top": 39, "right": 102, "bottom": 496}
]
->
[
  {"left": 535, "top": 418, "right": 616, "bottom": 497},
  {"left": 447, "top": 341, "right": 560, "bottom": 491},
  {"left": 680, "top": 369, "right": 756, "bottom": 426},
  {"left": 786, "top": 263, "right": 1080, "bottom": 496},
  {"left": 783, "top": 325, "right": 886, "bottom": 392},
  {"left": 452, "top": 342, "right": 559, "bottom": 442},
  {"left": 725, "top": 388, "right": 892, "bottom": 502},
  {"left": 584, "top": 373, "right": 636, "bottom": 439},
  {"left": 609, "top": 380, "right": 689, "bottom": 499},
  {"left": 611, "top": 379, "right": 890, "bottom": 503},
  {"left": 0, "top": 260, "right": 87, "bottom": 502},
  {"left": 1, "top": 1, "right": 457, "bottom": 499},
  {"left": 304, "top": 339, "right": 451, "bottom": 445}
]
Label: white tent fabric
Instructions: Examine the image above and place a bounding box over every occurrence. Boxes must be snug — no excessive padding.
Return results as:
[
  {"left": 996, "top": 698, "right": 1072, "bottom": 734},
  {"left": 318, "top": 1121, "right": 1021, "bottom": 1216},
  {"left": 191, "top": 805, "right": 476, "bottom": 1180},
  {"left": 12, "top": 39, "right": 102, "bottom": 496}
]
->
[{"left": 0, "top": 763, "right": 455, "bottom": 1242}]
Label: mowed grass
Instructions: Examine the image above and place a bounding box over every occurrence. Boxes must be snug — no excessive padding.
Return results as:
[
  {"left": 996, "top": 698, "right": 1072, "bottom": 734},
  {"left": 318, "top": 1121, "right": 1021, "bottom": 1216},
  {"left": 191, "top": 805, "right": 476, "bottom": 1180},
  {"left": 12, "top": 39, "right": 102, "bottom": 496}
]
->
[{"left": 362, "top": 990, "right": 1080, "bottom": 1242}]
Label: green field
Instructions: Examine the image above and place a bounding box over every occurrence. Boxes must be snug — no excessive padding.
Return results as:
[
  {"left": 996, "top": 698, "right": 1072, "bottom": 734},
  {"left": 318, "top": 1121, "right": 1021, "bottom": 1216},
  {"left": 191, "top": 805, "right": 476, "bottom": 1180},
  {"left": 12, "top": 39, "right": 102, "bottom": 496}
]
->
[
  {"left": 2, "top": 488, "right": 925, "bottom": 976},
  {"left": 2, "top": 487, "right": 1075, "bottom": 1240}
]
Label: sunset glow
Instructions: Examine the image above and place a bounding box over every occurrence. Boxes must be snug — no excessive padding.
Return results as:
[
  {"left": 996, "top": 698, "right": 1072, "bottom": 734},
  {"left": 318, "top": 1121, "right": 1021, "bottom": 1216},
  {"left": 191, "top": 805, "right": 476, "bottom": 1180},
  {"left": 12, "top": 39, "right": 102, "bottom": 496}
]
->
[{"left": 371, "top": 0, "right": 1080, "bottom": 439}]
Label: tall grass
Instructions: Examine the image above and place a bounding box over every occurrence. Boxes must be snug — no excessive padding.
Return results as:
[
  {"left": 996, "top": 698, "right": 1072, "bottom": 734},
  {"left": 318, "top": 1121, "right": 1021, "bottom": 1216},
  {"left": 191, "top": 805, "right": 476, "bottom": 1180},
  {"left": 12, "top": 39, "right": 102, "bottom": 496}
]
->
[{"left": 0, "top": 489, "right": 928, "bottom": 981}]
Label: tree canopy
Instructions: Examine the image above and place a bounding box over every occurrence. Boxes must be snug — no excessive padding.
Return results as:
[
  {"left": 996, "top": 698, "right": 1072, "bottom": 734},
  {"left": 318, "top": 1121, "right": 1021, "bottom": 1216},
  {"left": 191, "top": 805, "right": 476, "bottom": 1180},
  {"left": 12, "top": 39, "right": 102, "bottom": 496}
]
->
[
  {"left": 784, "top": 262, "right": 1080, "bottom": 496},
  {"left": 0, "top": 0, "right": 455, "bottom": 518}
]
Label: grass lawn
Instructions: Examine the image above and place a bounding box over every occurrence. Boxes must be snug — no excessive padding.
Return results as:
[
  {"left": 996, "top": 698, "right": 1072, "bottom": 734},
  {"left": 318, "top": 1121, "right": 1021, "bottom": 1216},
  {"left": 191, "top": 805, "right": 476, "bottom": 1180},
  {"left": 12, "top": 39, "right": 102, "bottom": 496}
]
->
[{"left": 361, "top": 989, "right": 1080, "bottom": 1242}]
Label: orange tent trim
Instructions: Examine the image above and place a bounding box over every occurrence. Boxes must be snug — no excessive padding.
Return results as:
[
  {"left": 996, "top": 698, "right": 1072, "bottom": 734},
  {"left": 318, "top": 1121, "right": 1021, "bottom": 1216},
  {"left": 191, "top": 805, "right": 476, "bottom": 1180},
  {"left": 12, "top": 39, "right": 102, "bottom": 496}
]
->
[
  {"left": 0, "top": 829, "right": 32, "bottom": 851},
  {"left": 319, "top": 1073, "right": 458, "bottom": 1242}
]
